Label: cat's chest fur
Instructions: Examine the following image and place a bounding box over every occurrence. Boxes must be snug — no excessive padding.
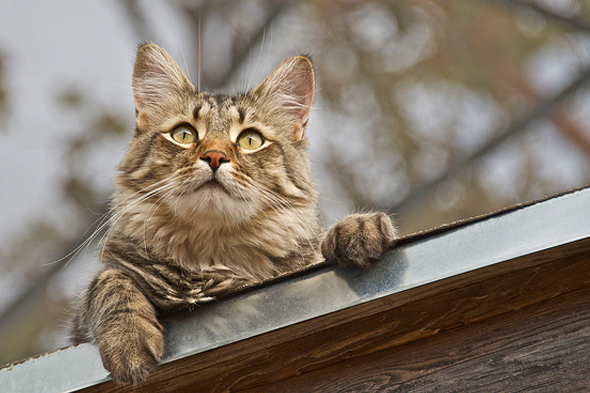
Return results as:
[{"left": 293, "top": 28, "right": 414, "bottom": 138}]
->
[{"left": 105, "top": 186, "right": 321, "bottom": 308}]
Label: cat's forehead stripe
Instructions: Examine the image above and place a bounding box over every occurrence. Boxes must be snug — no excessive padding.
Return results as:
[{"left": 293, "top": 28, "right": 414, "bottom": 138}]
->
[
  {"left": 193, "top": 105, "right": 201, "bottom": 120},
  {"left": 237, "top": 107, "right": 246, "bottom": 124},
  {"left": 205, "top": 94, "right": 231, "bottom": 108}
]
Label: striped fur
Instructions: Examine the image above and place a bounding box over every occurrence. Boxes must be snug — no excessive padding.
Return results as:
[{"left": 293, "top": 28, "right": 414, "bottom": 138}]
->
[{"left": 72, "top": 44, "right": 396, "bottom": 385}]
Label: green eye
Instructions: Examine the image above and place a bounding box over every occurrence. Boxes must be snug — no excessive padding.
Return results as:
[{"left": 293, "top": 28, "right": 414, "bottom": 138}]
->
[
  {"left": 237, "top": 129, "right": 264, "bottom": 150},
  {"left": 171, "top": 125, "right": 197, "bottom": 144}
]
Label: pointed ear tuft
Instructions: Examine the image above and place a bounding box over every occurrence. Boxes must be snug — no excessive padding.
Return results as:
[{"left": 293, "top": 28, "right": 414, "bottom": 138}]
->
[
  {"left": 132, "top": 44, "right": 193, "bottom": 127},
  {"left": 252, "top": 56, "right": 315, "bottom": 140}
]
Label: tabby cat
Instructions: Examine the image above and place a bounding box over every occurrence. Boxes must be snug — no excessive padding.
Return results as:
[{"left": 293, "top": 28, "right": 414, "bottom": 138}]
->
[{"left": 72, "top": 44, "right": 397, "bottom": 385}]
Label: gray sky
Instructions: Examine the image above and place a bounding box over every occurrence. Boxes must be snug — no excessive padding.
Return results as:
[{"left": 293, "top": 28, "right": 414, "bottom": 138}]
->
[{"left": 0, "top": 1, "right": 158, "bottom": 243}]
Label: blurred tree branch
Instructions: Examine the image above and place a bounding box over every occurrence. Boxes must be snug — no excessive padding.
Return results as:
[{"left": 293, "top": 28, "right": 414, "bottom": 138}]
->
[
  {"left": 552, "top": 109, "right": 590, "bottom": 158},
  {"left": 0, "top": 50, "right": 9, "bottom": 130},
  {"left": 389, "top": 65, "right": 590, "bottom": 214},
  {"left": 493, "top": 0, "right": 590, "bottom": 32},
  {"left": 0, "top": 211, "right": 104, "bottom": 328}
]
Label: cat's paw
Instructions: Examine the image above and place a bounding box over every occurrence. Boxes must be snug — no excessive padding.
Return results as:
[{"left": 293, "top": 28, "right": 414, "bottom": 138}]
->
[
  {"left": 321, "top": 212, "right": 397, "bottom": 268},
  {"left": 97, "top": 319, "right": 164, "bottom": 385}
]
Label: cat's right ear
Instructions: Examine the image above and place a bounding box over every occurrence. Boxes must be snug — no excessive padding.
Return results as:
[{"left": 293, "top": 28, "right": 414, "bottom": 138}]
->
[
  {"left": 132, "top": 44, "right": 194, "bottom": 128},
  {"left": 251, "top": 56, "right": 315, "bottom": 141}
]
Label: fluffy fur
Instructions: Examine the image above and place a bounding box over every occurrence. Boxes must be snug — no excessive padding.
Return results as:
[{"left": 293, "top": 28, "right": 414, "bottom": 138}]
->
[{"left": 72, "top": 44, "right": 397, "bottom": 385}]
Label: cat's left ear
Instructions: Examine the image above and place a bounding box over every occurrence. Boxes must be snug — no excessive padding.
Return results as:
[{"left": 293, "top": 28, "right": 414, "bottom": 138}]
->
[
  {"left": 132, "top": 44, "right": 194, "bottom": 128},
  {"left": 252, "top": 56, "right": 315, "bottom": 140}
]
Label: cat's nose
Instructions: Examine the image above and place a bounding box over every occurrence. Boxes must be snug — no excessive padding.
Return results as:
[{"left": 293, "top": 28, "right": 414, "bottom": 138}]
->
[{"left": 201, "top": 150, "right": 229, "bottom": 170}]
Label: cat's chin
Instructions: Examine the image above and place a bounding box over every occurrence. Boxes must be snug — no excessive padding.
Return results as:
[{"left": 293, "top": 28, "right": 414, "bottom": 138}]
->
[
  {"left": 191, "top": 180, "right": 232, "bottom": 203},
  {"left": 171, "top": 181, "right": 258, "bottom": 222}
]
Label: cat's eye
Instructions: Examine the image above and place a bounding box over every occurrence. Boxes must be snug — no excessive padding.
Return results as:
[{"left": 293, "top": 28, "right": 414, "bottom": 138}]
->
[
  {"left": 237, "top": 129, "right": 264, "bottom": 150},
  {"left": 171, "top": 125, "right": 197, "bottom": 144}
]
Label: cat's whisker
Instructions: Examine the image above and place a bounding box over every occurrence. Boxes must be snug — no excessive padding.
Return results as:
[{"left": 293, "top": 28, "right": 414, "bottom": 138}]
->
[
  {"left": 143, "top": 187, "right": 178, "bottom": 260},
  {"left": 97, "top": 178, "right": 180, "bottom": 263},
  {"left": 197, "top": 7, "right": 202, "bottom": 92},
  {"left": 248, "top": 25, "right": 267, "bottom": 92},
  {"left": 44, "top": 177, "right": 180, "bottom": 268},
  {"left": 250, "top": 185, "right": 319, "bottom": 255},
  {"left": 42, "top": 211, "right": 111, "bottom": 267},
  {"left": 165, "top": 178, "right": 189, "bottom": 220}
]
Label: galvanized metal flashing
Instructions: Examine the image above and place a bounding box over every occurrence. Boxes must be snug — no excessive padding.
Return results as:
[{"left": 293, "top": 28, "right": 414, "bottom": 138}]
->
[{"left": 2, "top": 187, "right": 590, "bottom": 393}]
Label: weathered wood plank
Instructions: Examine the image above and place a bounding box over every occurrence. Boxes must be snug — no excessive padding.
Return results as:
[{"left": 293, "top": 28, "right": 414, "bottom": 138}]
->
[{"left": 261, "top": 288, "right": 590, "bottom": 392}]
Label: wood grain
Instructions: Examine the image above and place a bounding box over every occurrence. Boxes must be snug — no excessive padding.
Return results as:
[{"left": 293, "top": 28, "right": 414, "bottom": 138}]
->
[
  {"left": 79, "top": 238, "right": 590, "bottom": 392},
  {"left": 259, "top": 288, "right": 590, "bottom": 392}
]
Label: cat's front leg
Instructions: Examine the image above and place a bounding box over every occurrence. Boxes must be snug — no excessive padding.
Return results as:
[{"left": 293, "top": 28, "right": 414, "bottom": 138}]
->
[
  {"left": 75, "top": 269, "right": 164, "bottom": 385},
  {"left": 321, "top": 212, "right": 397, "bottom": 268}
]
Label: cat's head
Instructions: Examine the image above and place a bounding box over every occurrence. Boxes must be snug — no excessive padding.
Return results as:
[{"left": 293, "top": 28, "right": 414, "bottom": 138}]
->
[{"left": 116, "top": 44, "right": 317, "bottom": 223}]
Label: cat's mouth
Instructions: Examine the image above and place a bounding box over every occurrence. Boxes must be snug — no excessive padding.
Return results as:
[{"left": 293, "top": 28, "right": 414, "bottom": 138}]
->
[{"left": 197, "top": 179, "right": 230, "bottom": 195}]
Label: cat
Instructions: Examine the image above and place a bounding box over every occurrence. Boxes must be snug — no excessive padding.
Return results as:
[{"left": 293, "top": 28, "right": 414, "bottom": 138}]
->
[{"left": 72, "top": 44, "right": 397, "bottom": 385}]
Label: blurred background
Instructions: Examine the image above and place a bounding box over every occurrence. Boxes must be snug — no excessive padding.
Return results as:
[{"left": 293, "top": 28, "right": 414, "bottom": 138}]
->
[{"left": 1, "top": 0, "right": 590, "bottom": 366}]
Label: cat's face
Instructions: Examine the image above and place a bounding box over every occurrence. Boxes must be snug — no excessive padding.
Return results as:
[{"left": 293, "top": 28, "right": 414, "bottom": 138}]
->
[{"left": 115, "top": 45, "right": 317, "bottom": 223}]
